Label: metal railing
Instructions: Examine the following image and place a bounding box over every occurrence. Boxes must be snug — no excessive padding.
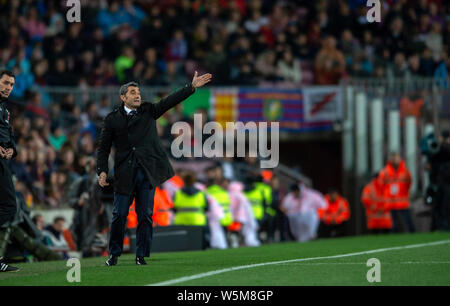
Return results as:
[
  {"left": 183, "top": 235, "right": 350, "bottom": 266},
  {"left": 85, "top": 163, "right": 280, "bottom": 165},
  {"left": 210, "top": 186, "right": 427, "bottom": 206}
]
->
[
  {"left": 340, "top": 76, "right": 449, "bottom": 235},
  {"left": 37, "top": 85, "right": 175, "bottom": 109}
]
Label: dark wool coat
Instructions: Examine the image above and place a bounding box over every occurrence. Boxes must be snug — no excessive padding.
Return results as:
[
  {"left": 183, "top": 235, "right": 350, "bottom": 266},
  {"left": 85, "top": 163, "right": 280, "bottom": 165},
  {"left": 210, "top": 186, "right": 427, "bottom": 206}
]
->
[{"left": 96, "top": 83, "right": 195, "bottom": 195}]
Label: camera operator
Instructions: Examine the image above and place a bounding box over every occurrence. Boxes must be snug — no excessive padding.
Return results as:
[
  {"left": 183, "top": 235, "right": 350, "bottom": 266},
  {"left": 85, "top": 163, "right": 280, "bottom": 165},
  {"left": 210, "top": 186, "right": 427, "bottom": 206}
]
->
[{"left": 423, "top": 130, "right": 450, "bottom": 231}]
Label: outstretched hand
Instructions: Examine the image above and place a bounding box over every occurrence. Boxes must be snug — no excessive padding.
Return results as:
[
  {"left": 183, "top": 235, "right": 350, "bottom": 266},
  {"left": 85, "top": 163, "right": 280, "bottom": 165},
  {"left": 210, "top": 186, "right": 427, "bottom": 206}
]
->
[{"left": 192, "top": 71, "right": 212, "bottom": 89}]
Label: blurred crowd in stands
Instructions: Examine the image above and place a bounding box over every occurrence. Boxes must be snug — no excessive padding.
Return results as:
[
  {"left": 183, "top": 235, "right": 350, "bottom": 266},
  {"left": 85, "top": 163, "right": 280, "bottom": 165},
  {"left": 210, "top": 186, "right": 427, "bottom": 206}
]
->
[
  {"left": 0, "top": 0, "right": 449, "bottom": 99},
  {"left": 0, "top": 0, "right": 448, "bottom": 206},
  {"left": 8, "top": 91, "right": 103, "bottom": 208}
]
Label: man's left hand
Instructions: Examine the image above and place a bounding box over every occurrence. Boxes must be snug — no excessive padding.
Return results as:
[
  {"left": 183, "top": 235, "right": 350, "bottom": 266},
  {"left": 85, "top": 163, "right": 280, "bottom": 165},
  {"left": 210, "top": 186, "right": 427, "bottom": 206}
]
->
[
  {"left": 192, "top": 71, "right": 212, "bottom": 89},
  {"left": 4, "top": 148, "right": 13, "bottom": 160},
  {"left": 0, "top": 146, "right": 6, "bottom": 159}
]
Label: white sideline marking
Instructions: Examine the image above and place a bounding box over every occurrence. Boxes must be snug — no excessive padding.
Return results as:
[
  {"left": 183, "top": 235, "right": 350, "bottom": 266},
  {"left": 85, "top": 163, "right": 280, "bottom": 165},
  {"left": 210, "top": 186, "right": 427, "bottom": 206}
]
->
[
  {"left": 401, "top": 261, "right": 450, "bottom": 264},
  {"left": 281, "top": 261, "right": 450, "bottom": 265},
  {"left": 148, "top": 239, "right": 450, "bottom": 286}
]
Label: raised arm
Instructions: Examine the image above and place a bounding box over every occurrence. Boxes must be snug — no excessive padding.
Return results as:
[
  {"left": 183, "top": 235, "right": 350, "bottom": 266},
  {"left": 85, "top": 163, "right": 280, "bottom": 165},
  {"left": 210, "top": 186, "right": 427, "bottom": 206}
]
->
[{"left": 148, "top": 71, "right": 212, "bottom": 120}]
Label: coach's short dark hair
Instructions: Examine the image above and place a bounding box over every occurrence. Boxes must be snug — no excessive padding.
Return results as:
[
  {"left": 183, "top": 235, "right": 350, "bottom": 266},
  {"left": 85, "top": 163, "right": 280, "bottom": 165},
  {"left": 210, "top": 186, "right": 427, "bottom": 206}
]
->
[
  {"left": 119, "top": 82, "right": 139, "bottom": 96},
  {"left": 0, "top": 70, "right": 15, "bottom": 79}
]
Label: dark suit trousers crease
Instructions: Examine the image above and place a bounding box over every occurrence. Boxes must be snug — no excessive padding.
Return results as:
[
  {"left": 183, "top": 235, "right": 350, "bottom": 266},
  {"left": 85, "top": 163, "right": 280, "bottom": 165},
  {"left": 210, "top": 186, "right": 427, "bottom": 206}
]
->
[
  {"left": 0, "top": 159, "right": 17, "bottom": 228},
  {"left": 109, "top": 167, "right": 155, "bottom": 257}
]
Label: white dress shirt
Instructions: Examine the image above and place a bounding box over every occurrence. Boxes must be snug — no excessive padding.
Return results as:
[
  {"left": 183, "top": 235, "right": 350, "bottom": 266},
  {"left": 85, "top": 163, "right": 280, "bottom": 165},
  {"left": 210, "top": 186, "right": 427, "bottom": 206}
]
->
[{"left": 124, "top": 105, "right": 136, "bottom": 115}]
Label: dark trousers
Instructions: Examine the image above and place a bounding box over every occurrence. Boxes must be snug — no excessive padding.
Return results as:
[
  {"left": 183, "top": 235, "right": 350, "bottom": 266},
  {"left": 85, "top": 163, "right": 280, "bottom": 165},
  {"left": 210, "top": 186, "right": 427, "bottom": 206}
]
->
[
  {"left": 0, "top": 159, "right": 17, "bottom": 228},
  {"left": 275, "top": 211, "right": 293, "bottom": 241},
  {"left": 391, "top": 209, "right": 416, "bottom": 233},
  {"left": 437, "top": 185, "right": 450, "bottom": 231},
  {"left": 109, "top": 167, "right": 155, "bottom": 257}
]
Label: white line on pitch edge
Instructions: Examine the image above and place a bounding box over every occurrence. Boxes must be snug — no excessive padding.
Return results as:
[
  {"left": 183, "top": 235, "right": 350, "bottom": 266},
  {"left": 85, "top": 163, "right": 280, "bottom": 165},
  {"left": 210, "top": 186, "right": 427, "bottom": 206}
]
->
[{"left": 148, "top": 239, "right": 450, "bottom": 286}]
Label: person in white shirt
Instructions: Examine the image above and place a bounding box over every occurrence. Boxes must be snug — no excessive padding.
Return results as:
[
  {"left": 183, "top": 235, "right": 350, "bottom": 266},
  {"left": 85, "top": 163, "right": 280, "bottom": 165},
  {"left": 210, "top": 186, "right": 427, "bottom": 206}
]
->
[{"left": 281, "top": 183, "right": 327, "bottom": 242}]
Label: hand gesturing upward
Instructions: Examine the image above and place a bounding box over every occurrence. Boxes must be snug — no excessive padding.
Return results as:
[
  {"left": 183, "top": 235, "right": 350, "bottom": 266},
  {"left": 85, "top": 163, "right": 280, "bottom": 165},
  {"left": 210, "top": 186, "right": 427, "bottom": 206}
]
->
[{"left": 191, "top": 71, "right": 212, "bottom": 89}]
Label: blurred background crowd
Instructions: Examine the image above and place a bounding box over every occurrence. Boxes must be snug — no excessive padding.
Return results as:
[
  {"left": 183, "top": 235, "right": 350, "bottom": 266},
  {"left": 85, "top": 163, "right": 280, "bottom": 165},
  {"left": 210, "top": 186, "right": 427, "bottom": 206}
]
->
[
  {"left": 0, "top": 0, "right": 449, "bottom": 208},
  {"left": 0, "top": 0, "right": 449, "bottom": 96}
]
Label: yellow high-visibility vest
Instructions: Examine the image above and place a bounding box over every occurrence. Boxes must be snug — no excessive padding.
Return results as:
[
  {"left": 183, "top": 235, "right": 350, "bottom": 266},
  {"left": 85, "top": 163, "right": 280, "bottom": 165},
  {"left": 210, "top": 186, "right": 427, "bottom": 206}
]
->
[
  {"left": 244, "top": 187, "right": 265, "bottom": 220},
  {"left": 255, "top": 182, "right": 276, "bottom": 217},
  {"left": 206, "top": 185, "right": 233, "bottom": 226},
  {"left": 173, "top": 190, "right": 207, "bottom": 226}
]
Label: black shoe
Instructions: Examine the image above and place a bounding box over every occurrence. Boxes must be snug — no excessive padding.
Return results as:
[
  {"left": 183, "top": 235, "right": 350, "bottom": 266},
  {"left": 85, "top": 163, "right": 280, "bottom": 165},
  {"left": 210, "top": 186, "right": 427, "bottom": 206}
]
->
[
  {"left": 105, "top": 255, "right": 118, "bottom": 266},
  {"left": 136, "top": 256, "right": 147, "bottom": 265},
  {"left": 0, "top": 259, "right": 20, "bottom": 272}
]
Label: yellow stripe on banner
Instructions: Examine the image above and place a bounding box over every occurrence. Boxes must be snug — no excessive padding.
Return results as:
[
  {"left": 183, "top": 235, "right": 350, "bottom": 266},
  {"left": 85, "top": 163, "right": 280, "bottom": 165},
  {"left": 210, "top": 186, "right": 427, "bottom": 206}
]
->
[{"left": 213, "top": 89, "right": 237, "bottom": 129}]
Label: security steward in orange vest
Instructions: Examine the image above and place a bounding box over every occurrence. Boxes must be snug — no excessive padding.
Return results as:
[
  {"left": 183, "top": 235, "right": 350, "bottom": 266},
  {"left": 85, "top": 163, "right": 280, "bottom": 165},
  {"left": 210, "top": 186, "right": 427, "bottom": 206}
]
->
[
  {"left": 153, "top": 187, "right": 174, "bottom": 227},
  {"left": 127, "top": 186, "right": 173, "bottom": 229},
  {"left": 379, "top": 152, "right": 415, "bottom": 233},
  {"left": 318, "top": 189, "right": 350, "bottom": 238},
  {"left": 361, "top": 173, "right": 393, "bottom": 234}
]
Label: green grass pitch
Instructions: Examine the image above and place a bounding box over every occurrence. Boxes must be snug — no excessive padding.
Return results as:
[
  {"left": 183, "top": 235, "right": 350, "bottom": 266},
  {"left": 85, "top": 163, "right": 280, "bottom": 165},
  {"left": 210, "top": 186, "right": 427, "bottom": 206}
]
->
[{"left": 1, "top": 232, "right": 450, "bottom": 286}]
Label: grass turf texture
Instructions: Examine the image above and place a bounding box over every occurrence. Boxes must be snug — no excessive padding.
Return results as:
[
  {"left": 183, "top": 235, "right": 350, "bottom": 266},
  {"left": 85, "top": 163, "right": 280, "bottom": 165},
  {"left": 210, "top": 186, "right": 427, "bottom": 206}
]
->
[{"left": 1, "top": 232, "right": 449, "bottom": 286}]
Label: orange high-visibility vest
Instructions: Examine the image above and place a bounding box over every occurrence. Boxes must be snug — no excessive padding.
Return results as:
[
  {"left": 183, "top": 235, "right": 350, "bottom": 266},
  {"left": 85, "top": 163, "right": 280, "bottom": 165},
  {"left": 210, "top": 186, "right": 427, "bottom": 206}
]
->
[
  {"left": 170, "top": 175, "right": 184, "bottom": 188},
  {"left": 361, "top": 179, "right": 393, "bottom": 230},
  {"left": 126, "top": 187, "right": 174, "bottom": 228},
  {"left": 153, "top": 187, "right": 174, "bottom": 227},
  {"left": 318, "top": 195, "right": 350, "bottom": 225},
  {"left": 127, "top": 199, "right": 138, "bottom": 229},
  {"left": 227, "top": 221, "right": 242, "bottom": 232},
  {"left": 379, "top": 160, "right": 412, "bottom": 210}
]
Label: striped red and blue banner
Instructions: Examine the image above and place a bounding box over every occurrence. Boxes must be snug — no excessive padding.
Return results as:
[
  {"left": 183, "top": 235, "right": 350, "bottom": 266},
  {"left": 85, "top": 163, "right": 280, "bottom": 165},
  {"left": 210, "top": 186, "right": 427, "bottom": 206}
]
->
[{"left": 237, "top": 88, "right": 333, "bottom": 132}]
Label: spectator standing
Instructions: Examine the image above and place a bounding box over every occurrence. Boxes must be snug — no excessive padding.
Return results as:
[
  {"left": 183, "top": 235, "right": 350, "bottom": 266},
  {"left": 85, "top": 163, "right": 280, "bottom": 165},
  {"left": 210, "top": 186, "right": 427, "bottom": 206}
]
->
[
  {"left": 431, "top": 131, "right": 450, "bottom": 231},
  {"left": 361, "top": 173, "right": 393, "bottom": 234},
  {"left": 114, "top": 47, "right": 135, "bottom": 83},
  {"left": 315, "top": 36, "right": 346, "bottom": 84},
  {"left": 271, "top": 175, "right": 292, "bottom": 242},
  {"left": 166, "top": 29, "right": 188, "bottom": 62},
  {"left": 379, "top": 152, "right": 415, "bottom": 233},
  {"left": 277, "top": 48, "right": 302, "bottom": 84}
]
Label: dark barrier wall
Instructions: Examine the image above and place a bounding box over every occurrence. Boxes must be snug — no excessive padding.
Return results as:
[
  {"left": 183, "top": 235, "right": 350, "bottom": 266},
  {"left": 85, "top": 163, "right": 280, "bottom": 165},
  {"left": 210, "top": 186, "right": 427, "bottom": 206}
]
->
[{"left": 129, "top": 226, "right": 205, "bottom": 253}]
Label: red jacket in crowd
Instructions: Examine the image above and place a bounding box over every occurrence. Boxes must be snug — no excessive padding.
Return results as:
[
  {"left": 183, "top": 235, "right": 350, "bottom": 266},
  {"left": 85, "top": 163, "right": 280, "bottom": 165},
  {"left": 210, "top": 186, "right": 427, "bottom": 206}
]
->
[
  {"left": 361, "top": 177, "right": 393, "bottom": 230},
  {"left": 379, "top": 160, "right": 412, "bottom": 210},
  {"left": 318, "top": 194, "right": 350, "bottom": 225}
]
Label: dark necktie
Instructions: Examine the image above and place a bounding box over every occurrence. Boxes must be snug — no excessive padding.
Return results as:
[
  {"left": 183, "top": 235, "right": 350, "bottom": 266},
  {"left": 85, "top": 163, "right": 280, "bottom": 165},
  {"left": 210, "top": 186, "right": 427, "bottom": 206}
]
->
[{"left": 128, "top": 110, "right": 137, "bottom": 117}]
